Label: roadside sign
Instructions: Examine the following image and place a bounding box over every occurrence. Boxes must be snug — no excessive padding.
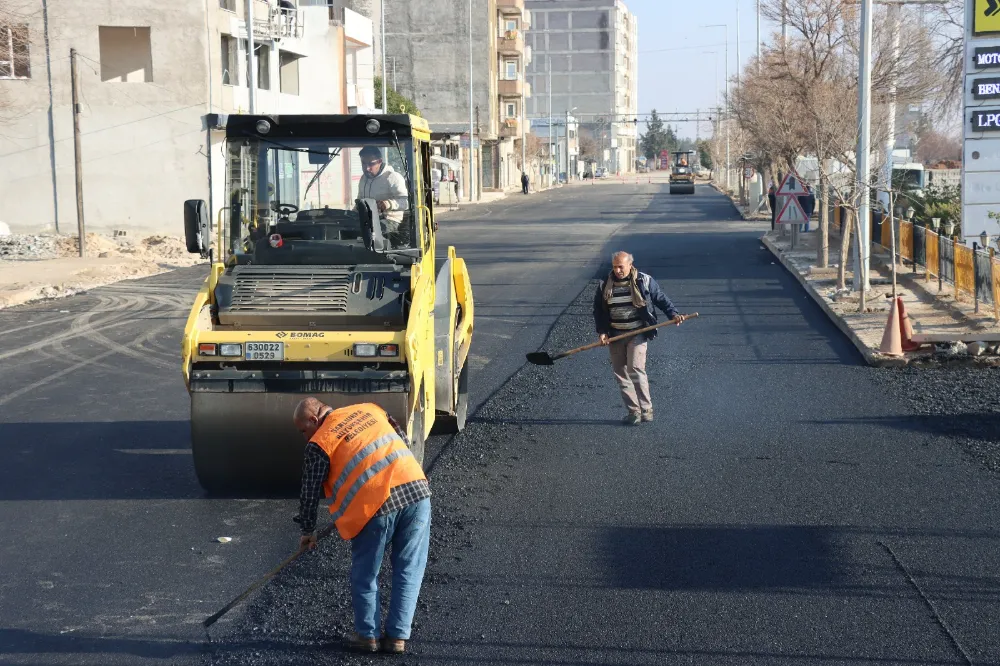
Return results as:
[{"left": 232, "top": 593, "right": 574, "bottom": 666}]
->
[
  {"left": 974, "top": 0, "right": 1000, "bottom": 35},
  {"left": 775, "top": 195, "right": 809, "bottom": 225},
  {"left": 744, "top": 166, "right": 755, "bottom": 180},
  {"left": 459, "top": 135, "right": 480, "bottom": 149},
  {"left": 775, "top": 171, "right": 808, "bottom": 196}
]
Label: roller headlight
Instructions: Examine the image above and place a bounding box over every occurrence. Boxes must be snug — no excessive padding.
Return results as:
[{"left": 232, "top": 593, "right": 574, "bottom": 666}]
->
[
  {"left": 354, "top": 343, "right": 378, "bottom": 357},
  {"left": 219, "top": 343, "right": 243, "bottom": 357}
]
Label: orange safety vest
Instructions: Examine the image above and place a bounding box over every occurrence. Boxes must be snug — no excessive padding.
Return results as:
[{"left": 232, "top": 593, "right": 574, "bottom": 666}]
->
[{"left": 310, "top": 403, "right": 426, "bottom": 540}]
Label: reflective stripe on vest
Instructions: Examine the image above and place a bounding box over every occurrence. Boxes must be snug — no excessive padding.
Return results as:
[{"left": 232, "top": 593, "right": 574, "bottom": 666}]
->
[
  {"left": 327, "top": 432, "right": 402, "bottom": 503},
  {"left": 330, "top": 448, "right": 415, "bottom": 522}
]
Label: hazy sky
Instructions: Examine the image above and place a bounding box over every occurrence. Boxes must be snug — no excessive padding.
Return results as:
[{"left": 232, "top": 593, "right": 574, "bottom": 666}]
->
[{"left": 629, "top": 0, "right": 781, "bottom": 139}]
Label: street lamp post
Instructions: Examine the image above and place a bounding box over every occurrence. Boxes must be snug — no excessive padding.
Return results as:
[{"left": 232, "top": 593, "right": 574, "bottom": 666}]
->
[
  {"left": 468, "top": 0, "right": 476, "bottom": 202},
  {"left": 704, "top": 24, "right": 730, "bottom": 190},
  {"left": 565, "top": 107, "right": 577, "bottom": 182},
  {"left": 855, "top": 0, "right": 874, "bottom": 292},
  {"left": 381, "top": 0, "right": 387, "bottom": 112}
]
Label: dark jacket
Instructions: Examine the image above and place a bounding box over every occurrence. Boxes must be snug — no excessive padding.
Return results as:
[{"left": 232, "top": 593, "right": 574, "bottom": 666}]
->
[{"left": 593, "top": 271, "right": 679, "bottom": 340}]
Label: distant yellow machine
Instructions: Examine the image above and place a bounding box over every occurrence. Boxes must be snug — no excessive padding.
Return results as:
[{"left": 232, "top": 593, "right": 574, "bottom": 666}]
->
[
  {"left": 669, "top": 151, "right": 697, "bottom": 195},
  {"left": 180, "top": 114, "right": 474, "bottom": 493}
]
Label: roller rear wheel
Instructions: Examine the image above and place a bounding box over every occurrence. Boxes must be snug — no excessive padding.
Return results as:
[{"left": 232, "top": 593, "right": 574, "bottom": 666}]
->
[{"left": 433, "top": 362, "right": 469, "bottom": 435}]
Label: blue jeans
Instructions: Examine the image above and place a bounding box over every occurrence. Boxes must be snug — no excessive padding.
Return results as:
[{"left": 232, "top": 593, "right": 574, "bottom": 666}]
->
[{"left": 350, "top": 497, "right": 431, "bottom": 639}]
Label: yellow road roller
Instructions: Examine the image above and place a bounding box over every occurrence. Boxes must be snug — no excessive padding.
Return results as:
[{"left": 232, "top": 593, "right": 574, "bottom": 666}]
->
[
  {"left": 669, "top": 151, "right": 696, "bottom": 195},
  {"left": 180, "top": 114, "right": 474, "bottom": 493}
]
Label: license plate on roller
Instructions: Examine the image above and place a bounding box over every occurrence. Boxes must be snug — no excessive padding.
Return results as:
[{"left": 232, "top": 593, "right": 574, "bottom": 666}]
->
[{"left": 245, "top": 342, "right": 284, "bottom": 361}]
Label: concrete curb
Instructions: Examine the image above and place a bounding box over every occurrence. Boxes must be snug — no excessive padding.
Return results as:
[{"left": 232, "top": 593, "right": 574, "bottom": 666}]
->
[{"left": 761, "top": 234, "right": 901, "bottom": 368}]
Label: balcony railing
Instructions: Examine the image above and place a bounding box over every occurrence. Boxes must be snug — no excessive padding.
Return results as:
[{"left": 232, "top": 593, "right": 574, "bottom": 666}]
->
[
  {"left": 252, "top": 3, "right": 305, "bottom": 40},
  {"left": 498, "top": 76, "right": 524, "bottom": 96},
  {"left": 499, "top": 118, "right": 520, "bottom": 137},
  {"left": 497, "top": 29, "right": 523, "bottom": 55},
  {"left": 498, "top": 0, "right": 525, "bottom": 14}
]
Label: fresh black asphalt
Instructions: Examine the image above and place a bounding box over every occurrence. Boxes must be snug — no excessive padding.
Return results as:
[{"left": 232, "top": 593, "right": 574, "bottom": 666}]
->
[{"left": 1, "top": 184, "right": 998, "bottom": 665}]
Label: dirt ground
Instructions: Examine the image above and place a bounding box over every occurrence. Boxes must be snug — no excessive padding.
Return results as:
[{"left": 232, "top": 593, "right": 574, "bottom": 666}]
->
[{"left": 0, "top": 233, "right": 206, "bottom": 309}]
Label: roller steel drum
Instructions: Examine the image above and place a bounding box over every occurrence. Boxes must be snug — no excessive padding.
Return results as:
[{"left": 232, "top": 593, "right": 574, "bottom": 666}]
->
[{"left": 191, "top": 390, "right": 409, "bottom": 495}]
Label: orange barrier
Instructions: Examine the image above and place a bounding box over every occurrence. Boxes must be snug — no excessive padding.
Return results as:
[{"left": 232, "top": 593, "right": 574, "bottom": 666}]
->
[
  {"left": 900, "top": 221, "right": 914, "bottom": 262},
  {"left": 925, "top": 231, "right": 939, "bottom": 279},
  {"left": 992, "top": 255, "right": 1000, "bottom": 320},
  {"left": 880, "top": 215, "right": 891, "bottom": 250},
  {"left": 955, "top": 244, "right": 975, "bottom": 301}
]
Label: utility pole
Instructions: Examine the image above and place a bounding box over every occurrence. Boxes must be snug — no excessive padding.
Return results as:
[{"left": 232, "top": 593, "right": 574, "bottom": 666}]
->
[
  {"left": 756, "top": 0, "right": 761, "bottom": 72},
  {"left": 565, "top": 109, "right": 570, "bottom": 182},
  {"left": 381, "top": 0, "right": 387, "bottom": 112},
  {"left": 521, "top": 44, "right": 526, "bottom": 180},
  {"left": 70, "top": 48, "right": 85, "bottom": 258},
  {"left": 468, "top": 0, "right": 475, "bottom": 202},
  {"left": 781, "top": 0, "right": 787, "bottom": 44},
  {"left": 855, "top": 0, "right": 874, "bottom": 292},
  {"left": 736, "top": 1, "right": 741, "bottom": 87},
  {"left": 245, "top": 0, "right": 256, "bottom": 113},
  {"left": 548, "top": 58, "right": 553, "bottom": 186}
]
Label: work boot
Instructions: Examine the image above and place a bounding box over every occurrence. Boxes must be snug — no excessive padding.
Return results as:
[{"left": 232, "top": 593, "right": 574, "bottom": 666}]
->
[
  {"left": 381, "top": 638, "right": 406, "bottom": 654},
  {"left": 641, "top": 409, "right": 654, "bottom": 422},
  {"left": 343, "top": 633, "right": 378, "bottom": 653},
  {"left": 622, "top": 412, "right": 641, "bottom": 426}
]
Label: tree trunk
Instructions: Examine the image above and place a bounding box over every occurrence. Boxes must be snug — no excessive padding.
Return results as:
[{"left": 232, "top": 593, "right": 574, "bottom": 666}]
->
[
  {"left": 855, "top": 210, "right": 867, "bottom": 312},
  {"left": 837, "top": 208, "right": 853, "bottom": 291},
  {"left": 818, "top": 171, "right": 829, "bottom": 268}
]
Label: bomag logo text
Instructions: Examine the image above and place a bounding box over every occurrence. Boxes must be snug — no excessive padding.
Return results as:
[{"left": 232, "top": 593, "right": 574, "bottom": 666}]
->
[{"left": 289, "top": 332, "right": 325, "bottom": 339}]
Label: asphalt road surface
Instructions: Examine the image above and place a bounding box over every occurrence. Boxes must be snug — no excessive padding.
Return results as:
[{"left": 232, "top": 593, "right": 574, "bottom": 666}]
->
[{"left": 2, "top": 182, "right": 999, "bottom": 666}]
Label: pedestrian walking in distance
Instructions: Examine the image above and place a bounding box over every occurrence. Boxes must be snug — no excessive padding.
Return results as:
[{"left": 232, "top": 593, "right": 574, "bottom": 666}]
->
[
  {"left": 593, "top": 252, "right": 687, "bottom": 425},
  {"left": 521, "top": 171, "right": 529, "bottom": 194},
  {"left": 294, "top": 398, "right": 431, "bottom": 654}
]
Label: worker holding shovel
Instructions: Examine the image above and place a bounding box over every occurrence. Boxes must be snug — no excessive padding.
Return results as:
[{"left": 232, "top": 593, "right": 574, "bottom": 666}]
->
[{"left": 594, "top": 251, "right": 687, "bottom": 425}]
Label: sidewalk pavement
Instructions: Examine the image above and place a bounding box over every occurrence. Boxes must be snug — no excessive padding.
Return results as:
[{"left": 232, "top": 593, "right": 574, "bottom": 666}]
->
[{"left": 764, "top": 227, "right": 1000, "bottom": 367}]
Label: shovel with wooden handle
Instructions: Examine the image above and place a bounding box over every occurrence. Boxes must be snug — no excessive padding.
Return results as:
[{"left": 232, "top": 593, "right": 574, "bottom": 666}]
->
[{"left": 526, "top": 313, "right": 698, "bottom": 366}]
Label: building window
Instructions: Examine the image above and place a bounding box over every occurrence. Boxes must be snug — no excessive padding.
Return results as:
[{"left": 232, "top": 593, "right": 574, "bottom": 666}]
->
[
  {"left": 504, "top": 60, "right": 517, "bottom": 80},
  {"left": 279, "top": 50, "right": 300, "bottom": 95},
  {"left": 505, "top": 19, "right": 518, "bottom": 32},
  {"left": 0, "top": 24, "right": 29, "bottom": 79},
  {"left": 505, "top": 102, "right": 517, "bottom": 118},
  {"left": 98, "top": 27, "right": 152, "bottom": 82},
  {"left": 221, "top": 35, "right": 238, "bottom": 85},
  {"left": 219, "top": 0, "right": 236, "bottom": 10},
  {"left": 256, "top": 44, "right": 270, "bottom": 90}
]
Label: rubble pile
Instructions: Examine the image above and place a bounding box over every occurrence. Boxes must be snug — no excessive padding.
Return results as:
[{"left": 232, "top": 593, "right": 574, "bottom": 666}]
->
[{"left": 0, "top": 235, "right": 59, "bottom": 261}]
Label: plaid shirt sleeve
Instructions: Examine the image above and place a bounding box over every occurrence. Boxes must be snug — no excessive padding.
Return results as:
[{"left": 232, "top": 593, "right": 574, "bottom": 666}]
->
[
  {"left": 297, "top": 442, "right": 329, "bottom": 535},
  {"left": 385, "top": 412, "right": 409, "bottom": 445}
]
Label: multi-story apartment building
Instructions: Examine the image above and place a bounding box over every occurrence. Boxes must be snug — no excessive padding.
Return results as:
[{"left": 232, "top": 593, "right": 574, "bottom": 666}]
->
[
  {"left": 525, "top": 0, "right": 637, "bottom": 174},
  {"left": 384, "top": 0, "right": 532, "bottom": 196},
  {"left": 0, "top": 0, "right": 374, "bottom": 234}
]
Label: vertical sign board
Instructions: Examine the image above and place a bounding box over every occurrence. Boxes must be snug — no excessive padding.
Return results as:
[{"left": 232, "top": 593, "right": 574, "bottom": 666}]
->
[{"left": 963, "top": 0, "right": 1000, "bottom": 241}]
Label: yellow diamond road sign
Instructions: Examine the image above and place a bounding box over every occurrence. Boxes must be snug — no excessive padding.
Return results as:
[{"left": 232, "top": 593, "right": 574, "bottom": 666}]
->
[{"left": 975, "top": 0, "right": 1000, "bottom": 35}]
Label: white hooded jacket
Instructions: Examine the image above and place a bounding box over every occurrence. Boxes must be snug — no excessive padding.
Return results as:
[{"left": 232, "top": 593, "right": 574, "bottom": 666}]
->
[{"left": 358, "top": 163, "right": 409, "bottom": 228}]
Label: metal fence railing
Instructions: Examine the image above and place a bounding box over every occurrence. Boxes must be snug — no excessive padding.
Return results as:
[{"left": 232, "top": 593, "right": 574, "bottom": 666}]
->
[{"left": 830, "top": 205, "right": 1000, "bottom": 318}]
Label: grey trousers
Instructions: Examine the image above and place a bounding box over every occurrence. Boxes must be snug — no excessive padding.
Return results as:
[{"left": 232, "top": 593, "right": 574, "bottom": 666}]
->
[{"left": 609, "top": 337, "right": 651, "bottom": 413}]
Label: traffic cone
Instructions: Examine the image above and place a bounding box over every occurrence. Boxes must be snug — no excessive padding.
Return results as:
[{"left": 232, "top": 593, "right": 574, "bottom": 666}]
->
[
  {"left": 879, "top": 296, "right": 904, "bottom": 357},
  {"left": 897, "top": 297, "right": 921, "bottom": 352}
]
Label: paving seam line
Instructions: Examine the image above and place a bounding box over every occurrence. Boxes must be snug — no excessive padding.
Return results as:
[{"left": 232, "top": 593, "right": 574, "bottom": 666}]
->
[
  {"left": 762, "top": 234, "right": 887, "bottom": 367},
  {"left": 879, "top": 541, "right": 975, "bottom": 666}
]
